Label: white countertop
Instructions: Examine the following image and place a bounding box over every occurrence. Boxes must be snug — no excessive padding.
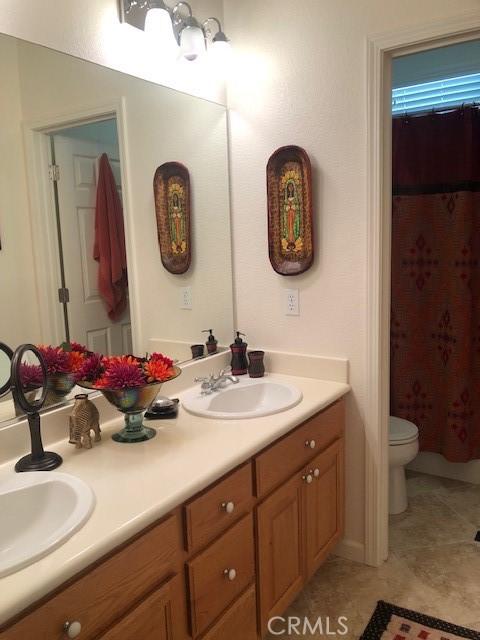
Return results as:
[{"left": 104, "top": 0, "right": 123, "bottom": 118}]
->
[{"left": 0, "top": 372, "right": 349, "bottom": 626}]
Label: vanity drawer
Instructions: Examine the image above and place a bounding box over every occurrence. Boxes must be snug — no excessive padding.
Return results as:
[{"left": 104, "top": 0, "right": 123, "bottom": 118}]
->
[
  {"left": 0, "top": 513, "right": 182, "bottom": 640},
  {"left": 100, "top": 573, "right": 188, "bottom": 640},
  {"left": 254, "top": 399, "right": 345, "bottom": 498},
  {"left": 184, "top": 462, "right": 253, "bottom": 552},
  {"left": 201, "top": 585, "right": 258, "bottom": 640},
  {"left": 187, "top": 513, "right": 255, "bottom": 637}
]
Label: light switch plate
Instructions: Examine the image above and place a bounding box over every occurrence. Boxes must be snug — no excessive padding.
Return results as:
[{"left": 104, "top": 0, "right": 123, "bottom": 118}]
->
[
  {"left": 180, "top": 286, "right": 192, "bottom": 310},
  {"left": 285, "top": 289, "right": 299, "bottom": 316}
]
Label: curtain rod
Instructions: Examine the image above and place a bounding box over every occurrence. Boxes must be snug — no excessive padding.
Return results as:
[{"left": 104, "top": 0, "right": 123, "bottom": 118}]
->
[{"left": 393, "top": 102, "right": 480, "bottom": 119}]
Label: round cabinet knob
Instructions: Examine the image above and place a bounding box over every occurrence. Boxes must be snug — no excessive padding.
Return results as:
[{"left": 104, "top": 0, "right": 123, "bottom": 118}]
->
[
  {"left": 224, "top": 568, "right": 237, "bottom": 581},
  {"left": 302, "top": 474, "right": 313, "bottom": 484},
  {"left": 221, "top": 501, "right": 235, "bottom": 514},
  {"left": 313, "top": 468, "right": 320, "bottom": 478},
  {"left": 305, "top": 439, "right": 316, "bottom": 449},
  {"left": 64, "top": 621, "right": 82, "bottom": 639}
]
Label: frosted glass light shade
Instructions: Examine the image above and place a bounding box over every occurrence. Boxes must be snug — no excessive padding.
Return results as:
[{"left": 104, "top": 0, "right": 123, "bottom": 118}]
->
[
  {"left": 180, "top": 25, "right": 205, "bottom": 61},
  {"left": 210, "top": 39, "right": 232, "bottom": 61},
  {"left": 209, "top": 39, "right": 232, "bottom": 77},
  {"left": 144, "top": 7, "right": 177, "bottom": 52}
]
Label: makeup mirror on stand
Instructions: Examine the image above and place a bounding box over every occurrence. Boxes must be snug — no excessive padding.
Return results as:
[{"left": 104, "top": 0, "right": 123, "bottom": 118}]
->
[{"left": 11, "top": 344, "right": 63, "bottom": 472}]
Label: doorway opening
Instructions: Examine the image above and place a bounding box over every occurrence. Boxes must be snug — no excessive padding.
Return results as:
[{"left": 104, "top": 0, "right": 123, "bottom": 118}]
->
[
  {"left": 387, "top": 39, "right": 480, "bottom": 557},
  {"left": 365, "top": 15, "right": 480, "bottom": 569},
  {"left": 46, "top": 117, "right": 132, "bottom": 356}
]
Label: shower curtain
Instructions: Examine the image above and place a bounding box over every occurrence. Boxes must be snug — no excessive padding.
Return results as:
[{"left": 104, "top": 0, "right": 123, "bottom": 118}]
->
[{"left": 391, "top": 106, "right": 480, "bottom": 463}]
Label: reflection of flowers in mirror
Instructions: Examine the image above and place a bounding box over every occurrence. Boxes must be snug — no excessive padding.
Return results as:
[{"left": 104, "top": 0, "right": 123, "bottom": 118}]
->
[{"left": 19, "top": 342, "right": 91, "bottom": 389}]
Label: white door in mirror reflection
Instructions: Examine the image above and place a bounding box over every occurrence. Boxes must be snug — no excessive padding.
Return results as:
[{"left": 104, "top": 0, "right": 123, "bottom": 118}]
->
[{"left": 53, "top": 123, "right": 132, "bottom": 356}]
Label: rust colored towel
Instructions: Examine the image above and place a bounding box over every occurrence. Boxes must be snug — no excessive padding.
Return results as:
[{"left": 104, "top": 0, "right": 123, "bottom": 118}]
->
[{"left": 93, "top": 153, "right": 128, "bottom": 321}]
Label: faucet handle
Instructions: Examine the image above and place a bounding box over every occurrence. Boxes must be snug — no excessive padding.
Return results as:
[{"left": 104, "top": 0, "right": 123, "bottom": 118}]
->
[{"left": 194, "top": 376, "right": 210, "bottom": 383}]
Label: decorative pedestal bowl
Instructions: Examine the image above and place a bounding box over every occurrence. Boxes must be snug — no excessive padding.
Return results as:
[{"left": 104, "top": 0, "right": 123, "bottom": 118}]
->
[
  {"left": 78, "top": 366, "right": 181, "bottom": 444},
  {"left": 45, "top": 372, "right": 76, "bottom": 405}
]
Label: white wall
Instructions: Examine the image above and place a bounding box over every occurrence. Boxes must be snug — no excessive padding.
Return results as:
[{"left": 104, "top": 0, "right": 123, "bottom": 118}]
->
[
  {"left": 0, "top": 37, "right": 42, "bottom": 349},
  {"left": 15, "top": 40, "right": 233, "bottom": 356},
  {"left": 0, "top": 0, "right": 225, "bottom": 104},
  {"left": 223, "top": 0, "right": 480, "bottom": 557}
]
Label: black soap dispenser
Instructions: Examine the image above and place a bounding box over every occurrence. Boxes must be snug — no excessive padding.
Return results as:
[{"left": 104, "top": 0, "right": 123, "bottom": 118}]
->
[
  {"left": 230, "top": 331, "right": 248, "bottom": 375},
  {"left": 202, "top": 329, "right": 218, "bottom": 355}
]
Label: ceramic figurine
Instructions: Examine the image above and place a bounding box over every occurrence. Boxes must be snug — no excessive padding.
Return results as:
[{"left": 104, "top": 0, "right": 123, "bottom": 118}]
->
[{"left": 69, "top": 394, "right": 101, "bottom": 449}]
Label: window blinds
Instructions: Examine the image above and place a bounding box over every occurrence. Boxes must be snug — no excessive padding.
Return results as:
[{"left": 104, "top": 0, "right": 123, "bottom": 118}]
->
[{"left": 392, "top": 72, "right": 480, "bottom": 115}]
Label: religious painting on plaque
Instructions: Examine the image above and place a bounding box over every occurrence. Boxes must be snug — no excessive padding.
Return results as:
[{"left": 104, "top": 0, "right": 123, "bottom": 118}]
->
[
  {"left": 154, "top": 162, "right": 191, "bottom": 274},
  {"left": 266, "top": 146, "right": 314, "bottom": 275}
]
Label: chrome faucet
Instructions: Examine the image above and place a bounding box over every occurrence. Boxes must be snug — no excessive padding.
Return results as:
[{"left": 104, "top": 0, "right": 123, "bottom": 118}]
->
[{"left": 194, "top": 368, "right": 239, "bottom": 395}]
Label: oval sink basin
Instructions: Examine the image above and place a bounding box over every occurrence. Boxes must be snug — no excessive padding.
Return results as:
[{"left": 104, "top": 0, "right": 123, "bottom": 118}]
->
[
  {"left": 0, "top": 471, "right": 95, "bottom": 577},
  {"left": 182, "top": 377, "right": 302, "bottom": 419}
]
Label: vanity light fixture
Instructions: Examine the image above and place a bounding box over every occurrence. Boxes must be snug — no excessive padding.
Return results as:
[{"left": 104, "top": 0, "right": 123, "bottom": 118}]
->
[
  {"left": 118, "top": 0, "right": 231, "bottom": 63},
  {"left": 173, "top": 2, "right": 205, "bottom": 61},
  {"left": 144, "top": 0, "right": 176, "bottom": 45},
  {"left": 202, "top": 17, "right": 231, "bottom": 58}
]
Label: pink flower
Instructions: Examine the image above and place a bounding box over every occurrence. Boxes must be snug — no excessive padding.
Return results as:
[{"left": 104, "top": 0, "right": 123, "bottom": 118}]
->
[
  {"left": 150, "top": 352, "right": 174, "bottom": 368},
  {"left": 37, "top": 345, "right": 70, "bottom": 375},
  {"left": 19, "top": 363, "right": 43, "bottom": 388},
  {"left": 75, "top": 353, "right": 104, "bottom": 383},
  {"left": 66, "top": 341, "right": 88, "bottom": 354},
  {"left": 95, "top": 360, "right": 146, "bottom": 389}
]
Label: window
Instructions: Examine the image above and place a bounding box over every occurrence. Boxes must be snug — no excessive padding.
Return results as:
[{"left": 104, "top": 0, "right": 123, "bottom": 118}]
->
[{"left": 392, "top": 72, "right": 480, "bottom": 115}]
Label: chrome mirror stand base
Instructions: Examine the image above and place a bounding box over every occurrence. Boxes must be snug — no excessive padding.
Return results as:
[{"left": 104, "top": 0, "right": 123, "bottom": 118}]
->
[{"left": 15, "top": 451, "right": 63, "bottom": 473}]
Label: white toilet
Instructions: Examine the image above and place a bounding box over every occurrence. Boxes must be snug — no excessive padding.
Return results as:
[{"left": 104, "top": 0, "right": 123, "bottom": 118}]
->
[{"left": 389, "top": 416, "right": 419, "bottom": 515}]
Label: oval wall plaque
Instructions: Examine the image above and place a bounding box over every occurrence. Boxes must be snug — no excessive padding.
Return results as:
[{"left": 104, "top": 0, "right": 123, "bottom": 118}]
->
[
  {"left": 154, "top": 162, "right": 191, "bottom": 274},
  {"left": 266, "top": 146, "right": 314, "bottom": 276}
]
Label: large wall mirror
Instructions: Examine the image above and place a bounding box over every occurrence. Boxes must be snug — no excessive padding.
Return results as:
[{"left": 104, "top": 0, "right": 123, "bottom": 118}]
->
[{"left": 0, "top": 33, "right": 233, "bottom": 426}]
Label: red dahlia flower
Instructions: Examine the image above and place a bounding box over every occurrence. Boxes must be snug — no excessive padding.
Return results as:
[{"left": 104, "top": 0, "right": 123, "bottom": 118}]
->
[{"left": 37, "top": 345, "right": 70, "bottom": 375}]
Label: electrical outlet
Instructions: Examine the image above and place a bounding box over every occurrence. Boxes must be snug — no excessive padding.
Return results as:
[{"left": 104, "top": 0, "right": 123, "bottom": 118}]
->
[
  {"left": 285, "top": 289, "right": 299, "bottom": 316},
  {"left": 180, "top": 286, "right": 192, "bottom": 310}
]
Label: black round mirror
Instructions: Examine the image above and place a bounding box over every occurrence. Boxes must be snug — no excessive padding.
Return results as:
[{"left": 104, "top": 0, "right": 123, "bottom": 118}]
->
[
  {"left": 11, "top": 344, "right": 62, "bottom": 472},
  {"left": 11, "top": 344, "right": 48, "bottom": 414},
  {"left": 0, "top": 342, "right": 13, "bottom": 398}
]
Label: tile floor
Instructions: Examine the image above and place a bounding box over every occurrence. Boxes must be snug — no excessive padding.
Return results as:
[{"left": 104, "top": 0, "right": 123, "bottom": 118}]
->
[{"left": 270, "top": 471, "right": 480, "bottom": 639}]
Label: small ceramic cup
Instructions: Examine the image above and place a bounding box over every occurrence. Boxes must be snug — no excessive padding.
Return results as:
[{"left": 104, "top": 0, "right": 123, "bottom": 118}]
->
[
  {"left": 248, "top": 350, "right": 265, "bottom": 378},
  {"left": 191, "top": 344, "right": 205, "bottom": 359}
]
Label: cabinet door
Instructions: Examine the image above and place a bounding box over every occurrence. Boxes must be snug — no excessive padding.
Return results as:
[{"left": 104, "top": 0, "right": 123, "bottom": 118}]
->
[
  {"left": 100, "top": 574, "right": 189, "bottom": 640},
  {"left": 256, "top": 472, "right": 304, "bottom": 634},
  {"left": 303, "top": 438, "right": 344, "bottom": 579}
]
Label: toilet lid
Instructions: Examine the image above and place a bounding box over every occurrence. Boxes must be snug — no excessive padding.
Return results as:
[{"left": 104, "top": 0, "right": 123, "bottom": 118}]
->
[{"left": 389, "top": 416, "right": 418, "bottom": 443}]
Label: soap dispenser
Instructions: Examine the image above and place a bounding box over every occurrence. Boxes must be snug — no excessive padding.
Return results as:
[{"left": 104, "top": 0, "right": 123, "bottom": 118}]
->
[
  {"left": 230, "top": 332, "right": 248, "bottom": 375},
  {"left": 202, "top": 329, "right": 218, "bottom": 355}
]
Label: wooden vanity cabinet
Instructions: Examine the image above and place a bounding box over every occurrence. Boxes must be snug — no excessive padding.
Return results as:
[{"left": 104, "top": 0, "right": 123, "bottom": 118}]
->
[
  {"left": 256, "top": 472, "right": 305, "bottom": 630},
  {"left": 303, "top": 438, "right": 344, "bottom": 580},
  {"left": 255, "top": 401, "right": 345, "bottom": 635},
  {"left": 0, "top": 398, "right": 345, "bottom": 640},
  {"left": 0, "top": 513, "right": 184, "bottom": 640}
]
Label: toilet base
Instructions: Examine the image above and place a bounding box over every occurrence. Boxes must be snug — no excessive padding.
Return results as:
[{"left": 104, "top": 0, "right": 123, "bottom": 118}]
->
[{"left": 389, "top": 465, "right": 408, "bottom": 515}]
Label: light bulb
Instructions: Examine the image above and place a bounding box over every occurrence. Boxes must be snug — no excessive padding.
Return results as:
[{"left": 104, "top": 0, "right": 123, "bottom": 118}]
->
[
  {"left": 180, "top": 25, "right": 206, "bottom": 61},
  {"left": 144, "top": 7, "right": 177, "bottom": 54}
]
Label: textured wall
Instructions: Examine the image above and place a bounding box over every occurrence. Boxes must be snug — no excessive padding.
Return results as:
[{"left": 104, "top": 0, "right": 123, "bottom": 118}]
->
[
  {"left": 224, "top": 0, "right": 480, "bottom": 554},
  {"left": 0, "top": 37, "right": 42, "bottom": 348},
  {"left": 0, "top": 0, "right": 225, "bottom": 104}
]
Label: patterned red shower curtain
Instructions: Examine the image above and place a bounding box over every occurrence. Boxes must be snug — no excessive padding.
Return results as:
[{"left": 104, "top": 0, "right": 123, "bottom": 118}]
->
[{"left": 391, "top": 106, "right": 480, "bottom": 463}]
